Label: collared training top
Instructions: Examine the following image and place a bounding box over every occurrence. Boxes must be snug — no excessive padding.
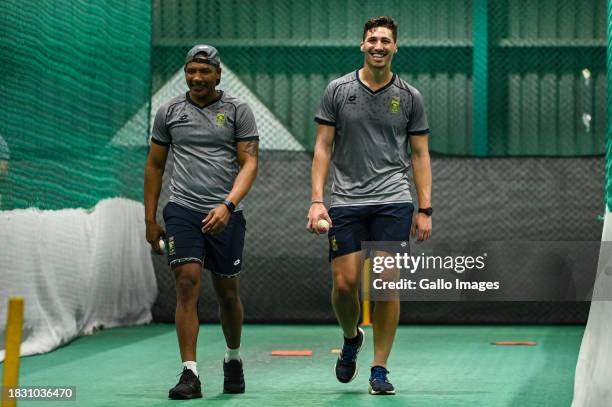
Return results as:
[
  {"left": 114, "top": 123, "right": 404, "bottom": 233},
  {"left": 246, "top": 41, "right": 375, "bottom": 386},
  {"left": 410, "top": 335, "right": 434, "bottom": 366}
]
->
[
  {"left": 151, "top": 91, "right": 259, "bottom": 213},
  {"left": 315, "top": 71, "right": 429, "bottom": 208}
]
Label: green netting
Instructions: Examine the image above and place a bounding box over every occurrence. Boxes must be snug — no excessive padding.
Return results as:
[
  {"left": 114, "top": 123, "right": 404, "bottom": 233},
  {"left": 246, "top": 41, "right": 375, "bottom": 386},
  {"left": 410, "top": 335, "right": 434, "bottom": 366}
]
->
[
  {"left": 0, "top": 1, "right": 151, "bottom": 210},
  {"left": 488, "top": 0, "right": 607, "bottom": 156},
  {"left": 152, "top": 0, "right": 473, "bottom": 153},
  {"left": 152, "top": 0, "right": 606, "bottom": 156}
]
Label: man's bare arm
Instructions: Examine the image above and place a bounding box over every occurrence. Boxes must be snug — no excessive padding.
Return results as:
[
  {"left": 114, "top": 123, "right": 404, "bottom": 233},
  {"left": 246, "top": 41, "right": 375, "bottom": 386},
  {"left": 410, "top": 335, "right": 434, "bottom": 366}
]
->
[
  {"left": 144, "top": 143, "right": 169, "bottom": 251},
  {"left": 201, "top": 139, "right": 259, "bottom": 235},
  {"left": 307, "top": 124, "right": 335, "bottom": 233},
  {"left": 144, "top": 143, "right": 169, "bottom": 223},
  {"left": 227, "top": 139, "right": 259, "bottom": 205},
  {"left": 409, "top": 135, "right": 431, "bottom": 209},
  {"left": 409, "top": 134, "right": 432, "bottom": 241},
  {"left": 311, "top": 125, "right": 334, "bottom": 202}
]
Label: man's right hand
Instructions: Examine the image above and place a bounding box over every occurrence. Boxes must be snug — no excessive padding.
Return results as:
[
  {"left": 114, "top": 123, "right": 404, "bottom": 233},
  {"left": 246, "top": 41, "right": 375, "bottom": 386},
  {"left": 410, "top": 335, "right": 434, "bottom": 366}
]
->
[
  {"left": 306, "top": 202, "right": 332, "bottom": 235},
  {"left": 146, "top": 221, "right": 166, "bottom": 254}
]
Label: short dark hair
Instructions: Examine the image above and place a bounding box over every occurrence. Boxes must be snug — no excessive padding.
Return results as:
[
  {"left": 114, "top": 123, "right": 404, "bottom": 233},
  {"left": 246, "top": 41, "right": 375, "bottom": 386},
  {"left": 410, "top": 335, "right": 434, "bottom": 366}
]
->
[{"left": 363, "top": 16, "right": 397, "bottom": 42}]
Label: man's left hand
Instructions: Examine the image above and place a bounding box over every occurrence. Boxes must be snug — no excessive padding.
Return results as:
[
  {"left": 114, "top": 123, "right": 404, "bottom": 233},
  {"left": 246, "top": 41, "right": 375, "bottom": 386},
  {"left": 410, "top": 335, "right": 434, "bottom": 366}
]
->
[
  {"left": 411, "top": 213, "right": 432, "bottom": 241},
  {"left": 202, "top": 204, "right": 231, "bottom": 235}
]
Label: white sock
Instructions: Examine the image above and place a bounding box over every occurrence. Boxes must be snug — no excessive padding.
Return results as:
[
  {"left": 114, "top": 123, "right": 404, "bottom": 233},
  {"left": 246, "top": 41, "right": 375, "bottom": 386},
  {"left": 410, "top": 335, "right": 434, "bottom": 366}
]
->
[
  {"left": 225, "top": 347, "right": 241, "bottom": 362},
  {"left": 182, "top": 361, "right": 198, "bottom": 377}
]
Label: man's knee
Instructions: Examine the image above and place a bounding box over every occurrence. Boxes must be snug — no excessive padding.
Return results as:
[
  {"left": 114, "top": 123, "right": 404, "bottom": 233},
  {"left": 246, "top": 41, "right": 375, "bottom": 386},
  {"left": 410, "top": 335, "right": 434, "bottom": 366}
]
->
[
  {"left": 217, "top": 288, "right": 241, "bottom": 310},
  {"left": 333, "top": 269, "right": 360, "bottom": 297},
  {"left": 174, "top": 264, "right": 201, "bottom": 302},
  {"left": 176, "top": 277, "right": 199, "bottom": 295},
  {"left": 332, "top": 254, "right": 361, "bottom": 296},
  {"left": 333, "top": 278, "right": 360, "bottom": 297}
]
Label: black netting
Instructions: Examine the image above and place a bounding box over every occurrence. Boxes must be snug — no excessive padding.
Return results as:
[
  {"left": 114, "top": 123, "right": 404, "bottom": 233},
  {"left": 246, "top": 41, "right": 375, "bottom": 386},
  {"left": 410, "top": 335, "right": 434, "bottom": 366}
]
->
[{"left": 151, "top": 154, "right": 603, "bottom": 323}]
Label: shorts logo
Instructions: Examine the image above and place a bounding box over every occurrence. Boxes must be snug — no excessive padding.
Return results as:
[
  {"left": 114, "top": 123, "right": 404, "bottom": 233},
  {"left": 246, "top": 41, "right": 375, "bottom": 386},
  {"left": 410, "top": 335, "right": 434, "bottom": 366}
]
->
[
  {"left": 331, "top": 235, "right": 338, "bottom": 252},
  {"left": 168, "top": 236, "right": 176, "bottom": 256},
  {"left": 216, "top": 113, "right": 226, "bottom": 126},
  {"left": 390, "top": 98, "right": 400, "bottom": 113},
  {"left": 233, "top": 259, "right": 241, "bottom": 266}
]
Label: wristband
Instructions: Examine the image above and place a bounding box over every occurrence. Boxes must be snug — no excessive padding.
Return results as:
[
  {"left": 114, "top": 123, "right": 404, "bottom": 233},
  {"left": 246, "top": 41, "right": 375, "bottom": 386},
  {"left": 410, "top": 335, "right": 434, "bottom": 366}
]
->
[
  {"left": 223, "top": 199, "right": 236, "bottom": 213},
  {"left": 311, "top": 200, "right": 324, "bottom": 205},
  {"left": 418, "top": 207, "right": 433, "bottom": 216}
]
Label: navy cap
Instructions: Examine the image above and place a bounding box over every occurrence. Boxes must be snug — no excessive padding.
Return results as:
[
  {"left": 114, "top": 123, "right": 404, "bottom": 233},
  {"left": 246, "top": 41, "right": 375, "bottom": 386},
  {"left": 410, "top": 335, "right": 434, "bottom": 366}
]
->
[{"left": 185, "top": 44, "right": 221, "bottom": 67}]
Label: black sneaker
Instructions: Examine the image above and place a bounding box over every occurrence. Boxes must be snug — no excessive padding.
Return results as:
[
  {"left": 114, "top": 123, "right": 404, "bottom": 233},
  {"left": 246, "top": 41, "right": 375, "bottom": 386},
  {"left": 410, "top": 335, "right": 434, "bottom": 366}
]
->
[
  {"left": 368, "top": 365, "right": 395, "bottom": 395},
  {"left": 223, "top": 359, "right": 245, "bottom": 393},
  {"left": 335, "top": 327, "right": 365, "bottom": 383},
  {"left": 168, "top": 367, "right": 202, "bottom": 399}
]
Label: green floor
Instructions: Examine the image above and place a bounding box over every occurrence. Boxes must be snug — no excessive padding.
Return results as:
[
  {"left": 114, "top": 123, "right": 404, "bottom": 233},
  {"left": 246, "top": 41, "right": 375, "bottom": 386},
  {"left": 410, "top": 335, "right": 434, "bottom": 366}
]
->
[{"left": 11, "top": 324, "right": 583, "bottom": 406}]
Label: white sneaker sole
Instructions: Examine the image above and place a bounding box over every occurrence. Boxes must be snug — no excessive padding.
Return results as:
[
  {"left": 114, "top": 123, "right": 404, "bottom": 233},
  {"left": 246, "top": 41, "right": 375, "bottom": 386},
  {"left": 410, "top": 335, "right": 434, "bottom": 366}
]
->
[{"left": 368, "top": 384, "right": 395, "bottom": 395}]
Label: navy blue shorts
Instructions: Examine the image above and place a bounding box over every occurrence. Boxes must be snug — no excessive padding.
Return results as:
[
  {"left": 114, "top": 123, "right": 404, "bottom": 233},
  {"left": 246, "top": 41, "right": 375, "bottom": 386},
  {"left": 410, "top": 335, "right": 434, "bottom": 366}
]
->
[
  {"left": 162, "top": 202, "right": 246, "bottom": 277},
  {"left": 328, "top": 203, "right": 414, "bottom": 261}
]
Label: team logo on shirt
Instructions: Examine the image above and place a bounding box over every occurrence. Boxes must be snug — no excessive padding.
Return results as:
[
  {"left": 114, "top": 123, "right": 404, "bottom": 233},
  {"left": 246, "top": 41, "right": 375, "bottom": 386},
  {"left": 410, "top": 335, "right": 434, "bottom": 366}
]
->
[
  {"left": 390, "top": 97, "right": 400, "bottom": 113},
  {"left": 216, "top": 113, "right": 226, "bottom": 126}
]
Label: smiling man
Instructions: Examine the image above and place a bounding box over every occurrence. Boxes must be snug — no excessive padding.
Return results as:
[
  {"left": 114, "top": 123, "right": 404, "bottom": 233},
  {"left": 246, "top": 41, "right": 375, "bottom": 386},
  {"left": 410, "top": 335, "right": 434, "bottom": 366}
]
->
[
  {"left": 307, "top": 16, "right": 432, "bottom": 395},
  {"left": 144, "top": 45, "right": 259, "bottom": 399}
]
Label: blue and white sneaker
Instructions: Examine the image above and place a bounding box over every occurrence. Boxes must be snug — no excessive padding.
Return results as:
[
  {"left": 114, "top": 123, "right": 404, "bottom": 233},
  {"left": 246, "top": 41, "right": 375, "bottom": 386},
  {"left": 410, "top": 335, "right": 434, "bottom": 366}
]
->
[
  {"left": 368, "top": 365, "right": 395, "bottom": 395},
  {"left": 335, "top": 327, "right": 365, "bottom": 383}
]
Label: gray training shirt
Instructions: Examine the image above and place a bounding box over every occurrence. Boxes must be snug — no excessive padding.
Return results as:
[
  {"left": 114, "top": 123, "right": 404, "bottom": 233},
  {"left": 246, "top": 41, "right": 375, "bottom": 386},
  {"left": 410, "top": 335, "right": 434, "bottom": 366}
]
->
[
  {"left": 151, "top": 91, "right": 259, "bottom": 213},
  {"left": 315, "top": 71, "right": 429, "bottom": 207}
]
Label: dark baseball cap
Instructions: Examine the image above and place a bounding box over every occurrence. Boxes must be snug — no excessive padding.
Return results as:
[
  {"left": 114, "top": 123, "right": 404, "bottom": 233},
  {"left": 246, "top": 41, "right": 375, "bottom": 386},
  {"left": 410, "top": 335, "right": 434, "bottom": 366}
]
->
[{"left": 185, "top": 44, "right": 221, "bottom": 67}]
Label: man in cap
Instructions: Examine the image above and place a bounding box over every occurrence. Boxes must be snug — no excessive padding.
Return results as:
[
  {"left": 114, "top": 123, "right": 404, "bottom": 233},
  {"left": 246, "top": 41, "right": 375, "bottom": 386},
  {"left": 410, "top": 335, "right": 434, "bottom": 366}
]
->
[{"left": 144, "top": 44, "right": 259, "bottom": 399}]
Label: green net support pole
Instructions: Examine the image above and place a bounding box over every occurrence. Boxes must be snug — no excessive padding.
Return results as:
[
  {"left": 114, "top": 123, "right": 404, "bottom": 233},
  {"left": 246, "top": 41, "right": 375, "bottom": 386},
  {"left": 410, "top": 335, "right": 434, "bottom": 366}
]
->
[
  {"left": 473, "top": 0, "right": 489, "bottom": 157},
  {"left": 607, "top": 0, "right": 612, "bottom": 210}
]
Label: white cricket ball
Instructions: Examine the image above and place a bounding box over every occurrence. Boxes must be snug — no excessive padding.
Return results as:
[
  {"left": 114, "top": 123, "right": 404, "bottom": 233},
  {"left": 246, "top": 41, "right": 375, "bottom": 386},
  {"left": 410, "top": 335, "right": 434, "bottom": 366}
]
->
[
  {"left": 317, "top": 219, "right": 330, "bottom": 233},
  {"left": 158, "top": 238, "right": 166, "bottom": 252}
]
